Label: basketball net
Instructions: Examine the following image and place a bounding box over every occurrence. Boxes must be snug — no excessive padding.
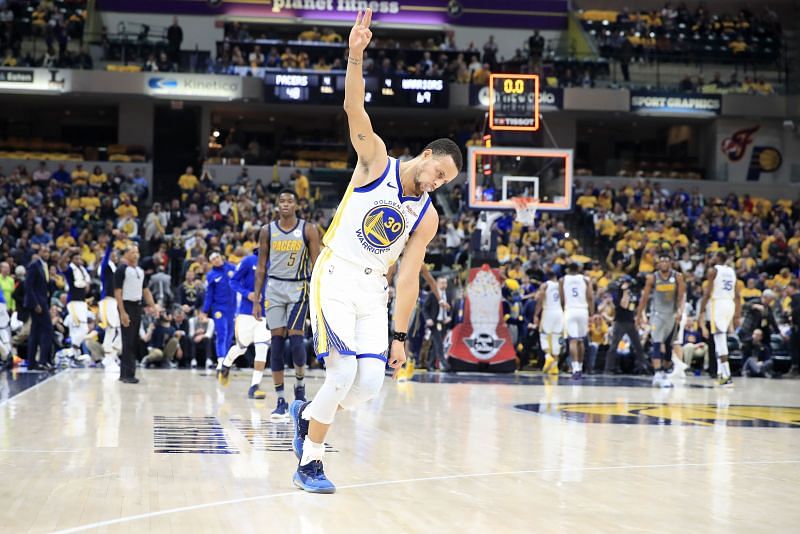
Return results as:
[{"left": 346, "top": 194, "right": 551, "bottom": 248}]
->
[{"left": 511, "top": 197, "right": 539, "bottom": 226}]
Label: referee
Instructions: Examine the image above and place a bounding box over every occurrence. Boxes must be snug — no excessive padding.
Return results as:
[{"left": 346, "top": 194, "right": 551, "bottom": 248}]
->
[{"left": 115, "top": 245, "right": 156, "bottom": 384}]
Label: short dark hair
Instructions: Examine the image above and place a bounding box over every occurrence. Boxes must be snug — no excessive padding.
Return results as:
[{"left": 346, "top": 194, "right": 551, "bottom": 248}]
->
[
  {"left": 278, "top": 189, "right": 298, "bottom": 200},
  {"left": 716, "top": 251, "right": 728, "bottom": 263},
  {"left": 424, "top": 138, "right": 463, "bottom": 171}
]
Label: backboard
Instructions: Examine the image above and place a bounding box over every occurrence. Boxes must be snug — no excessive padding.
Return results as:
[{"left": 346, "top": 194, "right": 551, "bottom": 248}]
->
[{"left": 466, "top": 146, "right": 573, "bottom": 211}]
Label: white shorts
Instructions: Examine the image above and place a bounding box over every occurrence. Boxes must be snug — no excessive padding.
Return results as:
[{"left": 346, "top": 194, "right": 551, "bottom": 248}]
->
[
  {"left": 310, "top": 248, "right": 389, "bottom": 362},
  {"left": 98, "top": 297, "right": 119, "bottom": 328},
  {"left": 710, "top": 299, "right": 735, "bottom": 334},
  {"left": 564, "top": 308, "right": 589, "bottom": 339},
  {"left": 66, "top": 301, "right": 89, "bottom": 327},
  {"left": 540, "top": 308, "right": 564, "bottom": 335},
  {"left": 234, "top": 314, "right": 271, "bottom": 347}
]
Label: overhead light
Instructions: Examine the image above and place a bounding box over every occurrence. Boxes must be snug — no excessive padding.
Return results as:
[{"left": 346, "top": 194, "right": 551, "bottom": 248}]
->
[{"left": 213, "top": 130, "right": 220, "bottom": 138}]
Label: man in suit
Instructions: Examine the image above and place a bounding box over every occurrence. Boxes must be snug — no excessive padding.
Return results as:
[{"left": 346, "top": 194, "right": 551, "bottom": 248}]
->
[
  {"left": 24, "top": 247, "right": 54, "bottom": 371},
  {"left": 422, "top": 277, "right": 452, "bottom": 371}
]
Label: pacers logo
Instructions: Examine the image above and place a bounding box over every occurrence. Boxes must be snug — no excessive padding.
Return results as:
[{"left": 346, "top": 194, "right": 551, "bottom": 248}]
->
[
  {"left": 360, "top": 205, "right": 405, "bottom": 250},
  {"left": 517, "top": 403, "right": 800, "bottom": 428}
]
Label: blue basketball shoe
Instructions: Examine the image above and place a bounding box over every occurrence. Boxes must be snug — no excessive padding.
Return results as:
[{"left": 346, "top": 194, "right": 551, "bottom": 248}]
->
[
  {"left": 271, "top": 397, "right": 289, "bottom": 421},
  {"left": 293, "top": 460, "right": 336, "bottom": 494},
  {"left": 290, "top": 399, "right": 310, "bottom": 460}
]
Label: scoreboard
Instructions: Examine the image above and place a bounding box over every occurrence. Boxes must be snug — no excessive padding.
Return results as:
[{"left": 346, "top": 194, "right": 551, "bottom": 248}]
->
[
  {"left": 489, "top": 74, "right": 539, "bottom": 132},
  {"left": 263, "top": 73, "right": 448, "bottom": 108}
]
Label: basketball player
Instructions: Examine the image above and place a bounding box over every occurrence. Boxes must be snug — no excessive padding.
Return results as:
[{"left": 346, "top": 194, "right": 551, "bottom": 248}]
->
[
  {"left": 533, "top": 270, "right": 563, "bottom": 375},
  {"left": 638, "top": 251, "right": 686, "bottom": 387},
  {"left": 561, "top": 263, "right": 593, "bottom": 379},
  {"left": 98, "top": 234, "right": 122, "bottom": 367},
  {"left": 203, "top": 252, "right": 236, "bottom": 373},
  {"left": 263, "top": 8, "right": 462, "bottom": 494},
  {"left": 218, "top": 249, "right": 271, "bottom": 400},
  {"left": 63, "top": 251, "right": 92, "bottom": 352},
  {"left": 698, "top": 251, "right": 740, "bottom": 387},
  {"left": 252, "top": 190, "right": 320, "bottom": 419}
]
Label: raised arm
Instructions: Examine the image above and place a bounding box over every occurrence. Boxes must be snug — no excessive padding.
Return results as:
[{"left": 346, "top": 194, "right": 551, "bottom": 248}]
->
[
  {"left": 343, "top": 9, "right": 388, "bottom": 186},
  {"left": 252, "top": 225, "right": 270, "bottom": 320}
]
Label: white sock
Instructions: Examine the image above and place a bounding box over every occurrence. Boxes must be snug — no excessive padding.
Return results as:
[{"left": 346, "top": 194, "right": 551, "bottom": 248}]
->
[
  {"left": 721, "top": 361, "right": 731, "bottom": 378},
  {"left": 716, "top": 358, "right": 723, "bottom": 374},
  {"left": 251, "top": 369, "right": 263, "bottom": 388},
  {"left": 300, "top": 436, "right": 325, "bottom": 466},
  {"left": 570, "top": 361, "right": 577, "bottom": 373},
  {"left": 577, "top": 361, "right": 583, "bottom": 372},
  {"left": 216, "top": 358, "right": 224, "bottom": 370}
]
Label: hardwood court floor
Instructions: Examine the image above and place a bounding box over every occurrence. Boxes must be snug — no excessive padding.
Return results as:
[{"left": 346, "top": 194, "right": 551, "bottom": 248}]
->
[{"left": 1, "top": 368, "right": 799, "bottom": 533}]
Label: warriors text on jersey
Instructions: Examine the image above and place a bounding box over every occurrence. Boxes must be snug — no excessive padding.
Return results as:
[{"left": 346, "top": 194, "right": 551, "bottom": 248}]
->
[{"left": 323, "top": 157, "right": 432, "bottom": 273}]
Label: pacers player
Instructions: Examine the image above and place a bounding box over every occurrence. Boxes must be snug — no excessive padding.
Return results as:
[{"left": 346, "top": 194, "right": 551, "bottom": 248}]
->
[
  {"left": 698, "top": 251, "right": 741, "bottom": 386},
  {"left": 252, "top": 190, "right": 320, "bottom": 419},
  {"left": 638, "top": 251, "right": 686, "bottom": 387},
  {"left": 218, "top": 248, "right": 271, "bottom": 400},
  {"left": 261, "top": 8, "right": 462, "bottom": 494},
  {"left": 561, "top": 263, "right": 593, "bottom": 379},
  {"left": 533, "top": 270, "right": 562, "bottom": 374}
]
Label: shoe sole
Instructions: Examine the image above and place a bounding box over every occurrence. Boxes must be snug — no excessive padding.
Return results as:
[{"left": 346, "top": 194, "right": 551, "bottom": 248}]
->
[
  {"left": 292, "top": 473, "right": 336, "bottom": 494},
  {"left": 249, "top": 394, "right": 266, "bottom": 399},
  {"left": 290, "top": 400, "right": 303, "bottom": 460},
  {"left": 270, "top": 412, "right": 290, "bottom": 422}
]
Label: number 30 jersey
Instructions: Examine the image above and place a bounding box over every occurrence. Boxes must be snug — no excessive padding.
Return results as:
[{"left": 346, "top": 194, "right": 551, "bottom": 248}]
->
[
  {"left": 711, "top": 265, "right": 736, "bottom": 301},
  {"left": 322, "top": 157, "right": 432, "bottom": 275}
]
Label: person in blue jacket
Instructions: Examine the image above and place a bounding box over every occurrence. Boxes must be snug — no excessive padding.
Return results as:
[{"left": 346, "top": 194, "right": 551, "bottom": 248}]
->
[
  {"left": 217, "top": 250, "right": 271, "bottom": 400},
  {"left": 203, "top": 252, "right": 236, "bottom": 373}
]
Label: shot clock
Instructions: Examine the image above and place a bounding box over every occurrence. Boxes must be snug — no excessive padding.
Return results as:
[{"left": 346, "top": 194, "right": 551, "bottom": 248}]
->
[{"left": 489, "top": 74, "right": 540, "bottom": 132}]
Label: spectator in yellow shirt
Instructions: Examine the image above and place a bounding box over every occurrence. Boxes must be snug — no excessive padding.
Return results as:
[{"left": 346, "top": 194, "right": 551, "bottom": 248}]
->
[
  {"left": 298, "top": 27, "right": 321, "bottom": 41},
  {"left": 71, "top": 164, "right": 90, "bottom": 186},
  {"left": 67, "top": 191, "right": 82, "bottom": 212},
  {"left": 576, "top": 193, "right": 597, "bottom": 210},
  {"left": 320, "top": 28, "right": 342, "bottom": 43},
  {"left": 89, "top": 166, "right": 108, "bottom": 188},
  {"left": 497, "top": 243, "right": 511, "bottom": 264},
  {"left": 56, "top": 229, "right": 76, "bottom": 249},
  {"left": 740, "top": 278, "right": 762, "bottom": 302},
  {"left": 472, "top": 63, "right": 491, "bottom": 85},
  {"left": 291, "top": 169, "right": 310, "bottom": 201},
  {"left": 116, "top": 196, "right": 139, "bottom": 218},
  {"left": 80, "top": 190, "right": 101, "bottom": 212},
  {"left": 178, "top": 166, "right": 199, "bottom": 199}
]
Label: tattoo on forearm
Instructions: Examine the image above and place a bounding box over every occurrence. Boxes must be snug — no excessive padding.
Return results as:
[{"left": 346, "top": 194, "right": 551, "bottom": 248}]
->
[
  {"left": 357, "top": 133, "right": 365, "bottom": 141},
  {"left": 348, "top": 56, "right": 362, "bottom": 65}
]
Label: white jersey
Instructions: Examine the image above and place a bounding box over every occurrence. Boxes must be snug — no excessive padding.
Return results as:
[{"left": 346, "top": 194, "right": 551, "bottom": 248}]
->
[
  {"left": 542, "top": 280, "right": 562, "bottom": 311},
  {"left": 563, "top": 274, "right": 588, "bottom": 309},
  {"left": 323, "top": 157, "right": 432, "bottom": 275},
  {"left": 711, "top": 265, "right": 736, "bottom": 301}
]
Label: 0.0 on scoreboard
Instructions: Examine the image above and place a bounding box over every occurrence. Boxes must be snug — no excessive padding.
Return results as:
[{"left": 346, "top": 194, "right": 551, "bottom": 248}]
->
[{"left": 489, "top": 74, "right": 540, "bottom": 132}]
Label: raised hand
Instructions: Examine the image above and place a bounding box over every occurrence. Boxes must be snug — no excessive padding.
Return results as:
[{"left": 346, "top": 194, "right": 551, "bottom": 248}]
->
[{"left": 349, "top": 8, "right": 373, "bottom": 54}]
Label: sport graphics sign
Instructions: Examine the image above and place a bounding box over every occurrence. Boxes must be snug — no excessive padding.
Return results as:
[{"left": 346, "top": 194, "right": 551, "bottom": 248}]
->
[
  {"left": 97, "top": 0, "right": 568, "bottom": 29},
  {"left": 630, "top": 91, "right": 721, "bottom": 115},
  {"left": 144, "top": 74, "right": 242, "bottom": 101},
  {"left": 0, "top": 68, "right": 71, "bottom": 94}
]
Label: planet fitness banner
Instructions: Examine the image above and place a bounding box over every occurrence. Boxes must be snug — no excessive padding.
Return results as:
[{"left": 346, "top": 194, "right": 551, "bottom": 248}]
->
[{"left": 98, "top": 0, "right": 568, "bottom": 30}]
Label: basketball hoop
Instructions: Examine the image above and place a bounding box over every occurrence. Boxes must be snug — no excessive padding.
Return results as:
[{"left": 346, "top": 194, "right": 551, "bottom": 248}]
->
[{"left": 511, "top": 197, "right": 539, "bottom": 226}]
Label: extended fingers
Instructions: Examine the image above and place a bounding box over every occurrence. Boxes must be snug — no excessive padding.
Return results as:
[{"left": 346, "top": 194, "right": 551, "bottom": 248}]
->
[
  {"left": 354, "top": 9, "right": 362, "bottom": 26},
  {"left": 363, "top": 8, "right": 373, "bottom": 28}
]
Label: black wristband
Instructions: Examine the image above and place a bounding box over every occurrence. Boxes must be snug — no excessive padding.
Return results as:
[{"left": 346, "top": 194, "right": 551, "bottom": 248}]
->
[{"left": 392, "top": 331, "right": 408, "bottom": 343}]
